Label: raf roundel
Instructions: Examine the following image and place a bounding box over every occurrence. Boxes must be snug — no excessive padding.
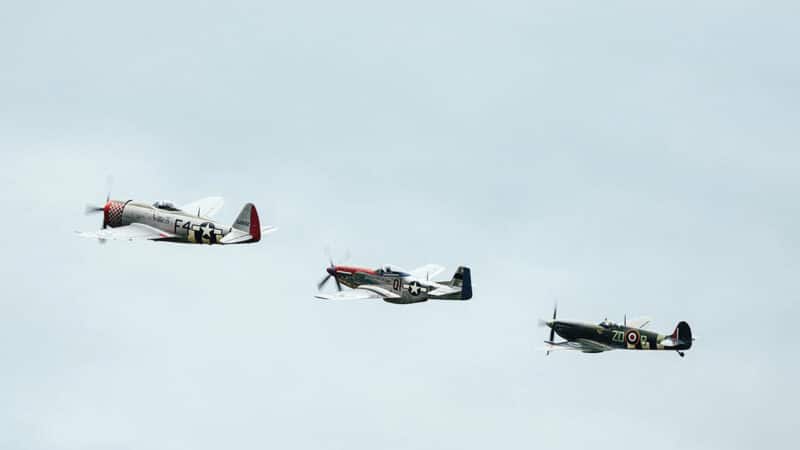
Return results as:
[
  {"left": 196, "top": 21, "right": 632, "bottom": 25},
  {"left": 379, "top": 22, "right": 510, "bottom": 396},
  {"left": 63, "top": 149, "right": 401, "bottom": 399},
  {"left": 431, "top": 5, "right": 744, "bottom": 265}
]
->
[{"left": 626, "top": 330, "right": 640, "bottom": 345}]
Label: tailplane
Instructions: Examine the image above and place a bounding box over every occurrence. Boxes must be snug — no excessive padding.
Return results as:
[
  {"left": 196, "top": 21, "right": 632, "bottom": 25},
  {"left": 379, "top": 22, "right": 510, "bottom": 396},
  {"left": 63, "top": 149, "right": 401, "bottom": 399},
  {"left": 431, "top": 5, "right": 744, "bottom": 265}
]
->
[{"left": 427, "top": 266, "right": 473, "bottom": 300}]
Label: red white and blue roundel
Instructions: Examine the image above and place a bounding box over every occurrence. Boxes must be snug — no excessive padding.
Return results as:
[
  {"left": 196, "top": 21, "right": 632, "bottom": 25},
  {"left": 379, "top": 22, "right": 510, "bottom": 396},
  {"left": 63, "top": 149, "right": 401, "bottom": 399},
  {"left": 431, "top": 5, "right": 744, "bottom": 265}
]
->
[{"left": 626, "top": 330, "right": 640, "bottom": 345}]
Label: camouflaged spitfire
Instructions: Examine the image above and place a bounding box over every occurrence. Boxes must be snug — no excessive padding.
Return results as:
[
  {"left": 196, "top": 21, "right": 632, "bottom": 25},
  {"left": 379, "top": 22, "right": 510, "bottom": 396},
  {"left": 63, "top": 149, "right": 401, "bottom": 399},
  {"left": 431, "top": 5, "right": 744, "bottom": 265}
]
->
[{"left": 543, "top": 306, "right": 693, "bottom": 357}]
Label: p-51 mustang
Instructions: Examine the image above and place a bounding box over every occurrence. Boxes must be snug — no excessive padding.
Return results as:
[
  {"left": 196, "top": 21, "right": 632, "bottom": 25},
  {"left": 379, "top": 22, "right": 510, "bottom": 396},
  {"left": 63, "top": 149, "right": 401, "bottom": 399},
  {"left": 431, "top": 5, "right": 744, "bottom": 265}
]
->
[
  {"left": 79, "top": 195, "right": 276, "bottom": 244},
  {"left": 316, "top": 262, "right": 472, "bottom": 304},
  {"left": 542, "top": 306, "right": 694, "bottom": 357}
]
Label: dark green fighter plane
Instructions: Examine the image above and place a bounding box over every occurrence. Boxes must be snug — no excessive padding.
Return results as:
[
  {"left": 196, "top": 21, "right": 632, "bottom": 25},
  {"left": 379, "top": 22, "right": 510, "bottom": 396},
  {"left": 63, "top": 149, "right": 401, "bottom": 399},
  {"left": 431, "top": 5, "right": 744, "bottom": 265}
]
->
[{"left": 542, "top": 306, "right": 694, "bottom": 357}]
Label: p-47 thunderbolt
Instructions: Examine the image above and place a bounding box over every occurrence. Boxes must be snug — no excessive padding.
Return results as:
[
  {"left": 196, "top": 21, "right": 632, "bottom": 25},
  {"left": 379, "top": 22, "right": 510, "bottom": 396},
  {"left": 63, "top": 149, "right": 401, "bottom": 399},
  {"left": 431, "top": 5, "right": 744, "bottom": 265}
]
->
[
  {"left": 79, "top": 195, "right": 276, "bottom": 244},
  {"left": 316, "top": 262, "right": 472, "bottom": 304},
  {"left": 542, "top": 306, "right": 694, "bottom": 357}
]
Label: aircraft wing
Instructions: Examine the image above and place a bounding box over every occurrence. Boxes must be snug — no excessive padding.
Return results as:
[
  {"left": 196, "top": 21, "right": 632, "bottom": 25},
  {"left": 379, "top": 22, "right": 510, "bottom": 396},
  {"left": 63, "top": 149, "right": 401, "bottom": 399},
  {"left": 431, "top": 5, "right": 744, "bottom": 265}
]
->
[
  {"left": 315, "top": 285, "right": 401, "bottom": 301},
  {"left": 76, "top": 223, "right": 175, "bottom": 241},
  {"left": 358, "top": 285, "right": 401, "bottom": 299},
  {"left": 315, "top": 290, "right": 382, "bottom": 301},
  {"left": 542, "top": 342, "right": 575, "bottom": 353},
  {"left": 543, "top": 339, "right": 614, "bottom": 354},
  {"left": 428, "top": 284, "right": 460, "bottom": 297},
  {"left": 409, "top": 264, "right": 445, "bottom": 281},
  {"left": 181, "top": 196, "right": 224, "bottom": 218},
  {"left": 572, "top": 339, "right": 614, "bottom": 353},
  {"left": 626, "top": 316, "right": 652, "bottom": 329}
]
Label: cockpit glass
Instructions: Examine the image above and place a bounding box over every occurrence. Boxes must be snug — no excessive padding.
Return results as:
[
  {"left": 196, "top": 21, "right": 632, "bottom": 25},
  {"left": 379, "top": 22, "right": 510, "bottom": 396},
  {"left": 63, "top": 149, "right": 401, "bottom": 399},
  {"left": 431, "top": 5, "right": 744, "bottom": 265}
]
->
[
  {"left": 153, "top": 201, "right": 180, "bottom": 211},
  {"left": 376, "top": 265, "right": 409, "bottom": 276}
]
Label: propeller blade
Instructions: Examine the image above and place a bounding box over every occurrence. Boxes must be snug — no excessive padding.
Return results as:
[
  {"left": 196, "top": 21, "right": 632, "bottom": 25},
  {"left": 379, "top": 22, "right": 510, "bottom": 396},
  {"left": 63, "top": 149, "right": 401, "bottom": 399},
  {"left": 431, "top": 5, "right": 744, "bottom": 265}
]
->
[
  {"left": 86, "top": 177, "right": 113, "bottom": 230},
  {"left": 320, "top": 249, "right": 347, "bottom": 292},
  {"left": 104, "top": 175, "right": 113, "bottom": 203},
  {"left": 549, "top": 303, "right": 557, "bottom": 342},
  {"left": 328, "top": 258, "right": 342, "bottom": 291},
  {"left": 317, "top": 274, "right": 331, "bottom": 291},
  {"left": 85, "top": 204, "right": 104, "bottom": 215}
]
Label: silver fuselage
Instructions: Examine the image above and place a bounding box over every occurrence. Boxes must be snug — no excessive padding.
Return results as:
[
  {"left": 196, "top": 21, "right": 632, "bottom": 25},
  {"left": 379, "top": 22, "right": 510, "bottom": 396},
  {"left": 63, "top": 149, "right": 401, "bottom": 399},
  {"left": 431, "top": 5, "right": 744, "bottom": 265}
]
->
[
  {"left": 335, "top": 269, "right": 440, "bottom": 304},
  {"left": 108, "top": 200, "right": 233, "bottom": 244}
]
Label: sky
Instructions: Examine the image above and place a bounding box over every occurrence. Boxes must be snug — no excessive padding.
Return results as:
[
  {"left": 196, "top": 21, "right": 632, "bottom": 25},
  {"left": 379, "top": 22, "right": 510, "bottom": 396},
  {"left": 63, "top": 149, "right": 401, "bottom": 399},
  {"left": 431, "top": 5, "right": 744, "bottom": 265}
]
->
[{"left": 1, "top": 1, "right": 799, "bottom": 449}]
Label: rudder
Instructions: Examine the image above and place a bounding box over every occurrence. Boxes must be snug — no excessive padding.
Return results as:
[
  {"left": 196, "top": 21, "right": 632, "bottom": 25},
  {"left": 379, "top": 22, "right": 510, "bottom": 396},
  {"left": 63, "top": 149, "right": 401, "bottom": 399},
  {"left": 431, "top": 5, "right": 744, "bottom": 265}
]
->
[
  {"left": 233, "top": 203, "right": 261, "bottom": 242},
  {"left": 671, "top": 321, "right": 693, "bottom": 349},
  {"left": 451, "top": 266, "right": 472, "bottom": 300}
]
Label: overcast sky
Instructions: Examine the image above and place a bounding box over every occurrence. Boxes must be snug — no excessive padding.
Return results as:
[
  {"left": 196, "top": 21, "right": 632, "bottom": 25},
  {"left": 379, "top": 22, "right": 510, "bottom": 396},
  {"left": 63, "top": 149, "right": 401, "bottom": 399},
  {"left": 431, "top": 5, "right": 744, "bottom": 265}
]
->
[{"left": 2, "top": 1, "right": 799, "bottom": 449}]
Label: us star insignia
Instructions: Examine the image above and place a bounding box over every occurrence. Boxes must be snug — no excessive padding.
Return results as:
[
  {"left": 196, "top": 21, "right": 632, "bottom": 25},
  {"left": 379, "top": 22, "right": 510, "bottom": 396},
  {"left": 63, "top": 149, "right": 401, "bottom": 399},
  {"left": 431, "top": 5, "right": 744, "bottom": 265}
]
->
[
  {"left": 408, "top": 281, "right": 422, "bottom": 296},
  {"left": 200, "top": 223, "right": 214, "bottom": 240}
]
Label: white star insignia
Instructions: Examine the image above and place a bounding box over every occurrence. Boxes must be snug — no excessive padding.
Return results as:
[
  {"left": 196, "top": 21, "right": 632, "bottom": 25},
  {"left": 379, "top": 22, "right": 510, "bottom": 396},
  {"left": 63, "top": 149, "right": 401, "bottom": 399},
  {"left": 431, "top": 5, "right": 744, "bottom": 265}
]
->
[{"left": 200, "top": 223, "right": 213, "bottom": 240}]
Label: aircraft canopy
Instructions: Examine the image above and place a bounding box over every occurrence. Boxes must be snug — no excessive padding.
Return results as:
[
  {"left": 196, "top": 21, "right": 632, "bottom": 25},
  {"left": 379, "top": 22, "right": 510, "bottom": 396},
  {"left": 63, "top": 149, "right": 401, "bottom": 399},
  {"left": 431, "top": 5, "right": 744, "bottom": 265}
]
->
[{"left": 153, "top": 200, "right": 181, "bottom": 211}]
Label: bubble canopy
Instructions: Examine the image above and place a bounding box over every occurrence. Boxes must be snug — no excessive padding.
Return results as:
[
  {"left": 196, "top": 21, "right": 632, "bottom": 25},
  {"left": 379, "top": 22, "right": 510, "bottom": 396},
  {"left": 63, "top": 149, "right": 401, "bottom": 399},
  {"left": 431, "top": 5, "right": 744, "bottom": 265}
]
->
[
  {"left": 375, "top": 265, "right": 409, "bottom": 277},
  {"left": 152, "top": 201, "right": 180, "bottom": 211}
]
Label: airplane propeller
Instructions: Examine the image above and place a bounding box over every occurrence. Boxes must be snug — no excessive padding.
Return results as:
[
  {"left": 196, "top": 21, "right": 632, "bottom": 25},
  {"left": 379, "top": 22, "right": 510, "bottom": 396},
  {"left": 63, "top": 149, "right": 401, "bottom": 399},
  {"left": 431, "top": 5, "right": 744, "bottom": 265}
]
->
[
  {"left": 537, "top": 303, "right": 558, "bottom": 356},
  {"left": 84, "top": 204, "right": 105, "bottom": 214},
  {"left": 317, "top": 248, "right": 351, "bottom": 292},
  {"left": 83, "top": 177, "right": 113, "bottom": 244},
  {"left": 84, "top": 176, "right": 113, "bottom": 228},
  {"left": 317, "top": 258, "right": 343, "bottom": 292}
]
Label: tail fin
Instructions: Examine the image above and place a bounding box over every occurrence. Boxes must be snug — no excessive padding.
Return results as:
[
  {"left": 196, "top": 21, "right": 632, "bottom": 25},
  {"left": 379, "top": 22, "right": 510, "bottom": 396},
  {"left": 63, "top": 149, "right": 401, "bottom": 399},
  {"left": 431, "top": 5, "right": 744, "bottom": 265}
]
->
[
  {"left": 451, "top": 266, "right": 472, "bottom": 300},
  {"left": 232, "top": 203, "right": 261, "bottom": 242},
  {"left": 670, "top": 321, "right": 693, "bottom": 349}
]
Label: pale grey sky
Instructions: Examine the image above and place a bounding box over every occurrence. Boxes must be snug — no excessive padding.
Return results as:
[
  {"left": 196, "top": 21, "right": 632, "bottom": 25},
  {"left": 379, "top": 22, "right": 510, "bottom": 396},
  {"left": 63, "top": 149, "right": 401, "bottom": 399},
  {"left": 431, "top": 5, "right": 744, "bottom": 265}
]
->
[{"left": 2, "top": 1, "right": 799, "bottom": 449}]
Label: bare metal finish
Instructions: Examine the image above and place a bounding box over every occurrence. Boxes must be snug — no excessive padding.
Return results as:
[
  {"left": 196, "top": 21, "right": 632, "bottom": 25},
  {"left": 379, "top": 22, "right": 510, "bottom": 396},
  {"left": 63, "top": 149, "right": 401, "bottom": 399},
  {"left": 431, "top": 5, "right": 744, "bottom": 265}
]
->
[{"left": 79, "top": 196, "right": 276, "bottom": 245}]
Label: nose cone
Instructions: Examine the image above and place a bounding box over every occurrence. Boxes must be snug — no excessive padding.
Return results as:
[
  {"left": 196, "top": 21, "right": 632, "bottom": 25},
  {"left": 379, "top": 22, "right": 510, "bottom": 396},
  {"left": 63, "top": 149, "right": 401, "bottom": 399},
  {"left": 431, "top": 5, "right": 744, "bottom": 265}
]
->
[
  {"left": 102, "top": 201, "right": 112, "bottom": 228},
  {"left": 326, "top": 267, "right": 335, "bottom": 276}
]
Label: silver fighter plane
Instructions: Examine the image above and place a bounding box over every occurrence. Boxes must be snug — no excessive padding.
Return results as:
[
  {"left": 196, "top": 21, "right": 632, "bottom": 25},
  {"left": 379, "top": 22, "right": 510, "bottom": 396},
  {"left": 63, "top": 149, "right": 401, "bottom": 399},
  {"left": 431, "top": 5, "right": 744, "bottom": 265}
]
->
[
  {"left": 79, "top": 196, "right": 276, "bottom": 244},
  {"left": 316, "top": 262, "right": 472, "bottom": 304}
]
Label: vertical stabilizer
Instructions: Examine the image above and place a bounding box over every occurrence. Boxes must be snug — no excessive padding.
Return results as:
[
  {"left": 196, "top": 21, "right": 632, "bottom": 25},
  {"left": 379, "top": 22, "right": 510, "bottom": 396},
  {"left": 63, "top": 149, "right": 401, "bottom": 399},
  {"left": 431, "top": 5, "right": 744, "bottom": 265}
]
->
[
  {"left": 233, "top": 203, "right": 261, "bottom": 242},
  {"left": 671, "top": 321, "right": 693, "bottom": 349},
  {"left": 452, "top": 266, "right": 472, "bottom": 300}
]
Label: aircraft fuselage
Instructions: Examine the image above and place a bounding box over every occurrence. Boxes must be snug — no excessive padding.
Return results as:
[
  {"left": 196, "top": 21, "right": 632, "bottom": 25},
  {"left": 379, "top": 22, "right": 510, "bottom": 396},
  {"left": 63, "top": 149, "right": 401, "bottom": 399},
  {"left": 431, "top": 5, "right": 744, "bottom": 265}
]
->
[
  {"left": 549, "top": 320, "right": 691, "bottom": 351},
  {"left": 105, "top": 200, "right": 233, "bottom": 244}
]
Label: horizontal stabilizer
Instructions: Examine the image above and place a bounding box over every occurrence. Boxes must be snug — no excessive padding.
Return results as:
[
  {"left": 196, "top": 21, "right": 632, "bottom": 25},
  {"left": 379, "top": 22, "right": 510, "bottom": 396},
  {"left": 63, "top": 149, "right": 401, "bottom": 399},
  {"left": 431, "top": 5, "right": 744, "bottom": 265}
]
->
[
  {"left": 220, "top": 229, "right": 254, "bottom": 244},
  {"left": 428, "top": 285, "right": 460, "bottom": 297}
]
